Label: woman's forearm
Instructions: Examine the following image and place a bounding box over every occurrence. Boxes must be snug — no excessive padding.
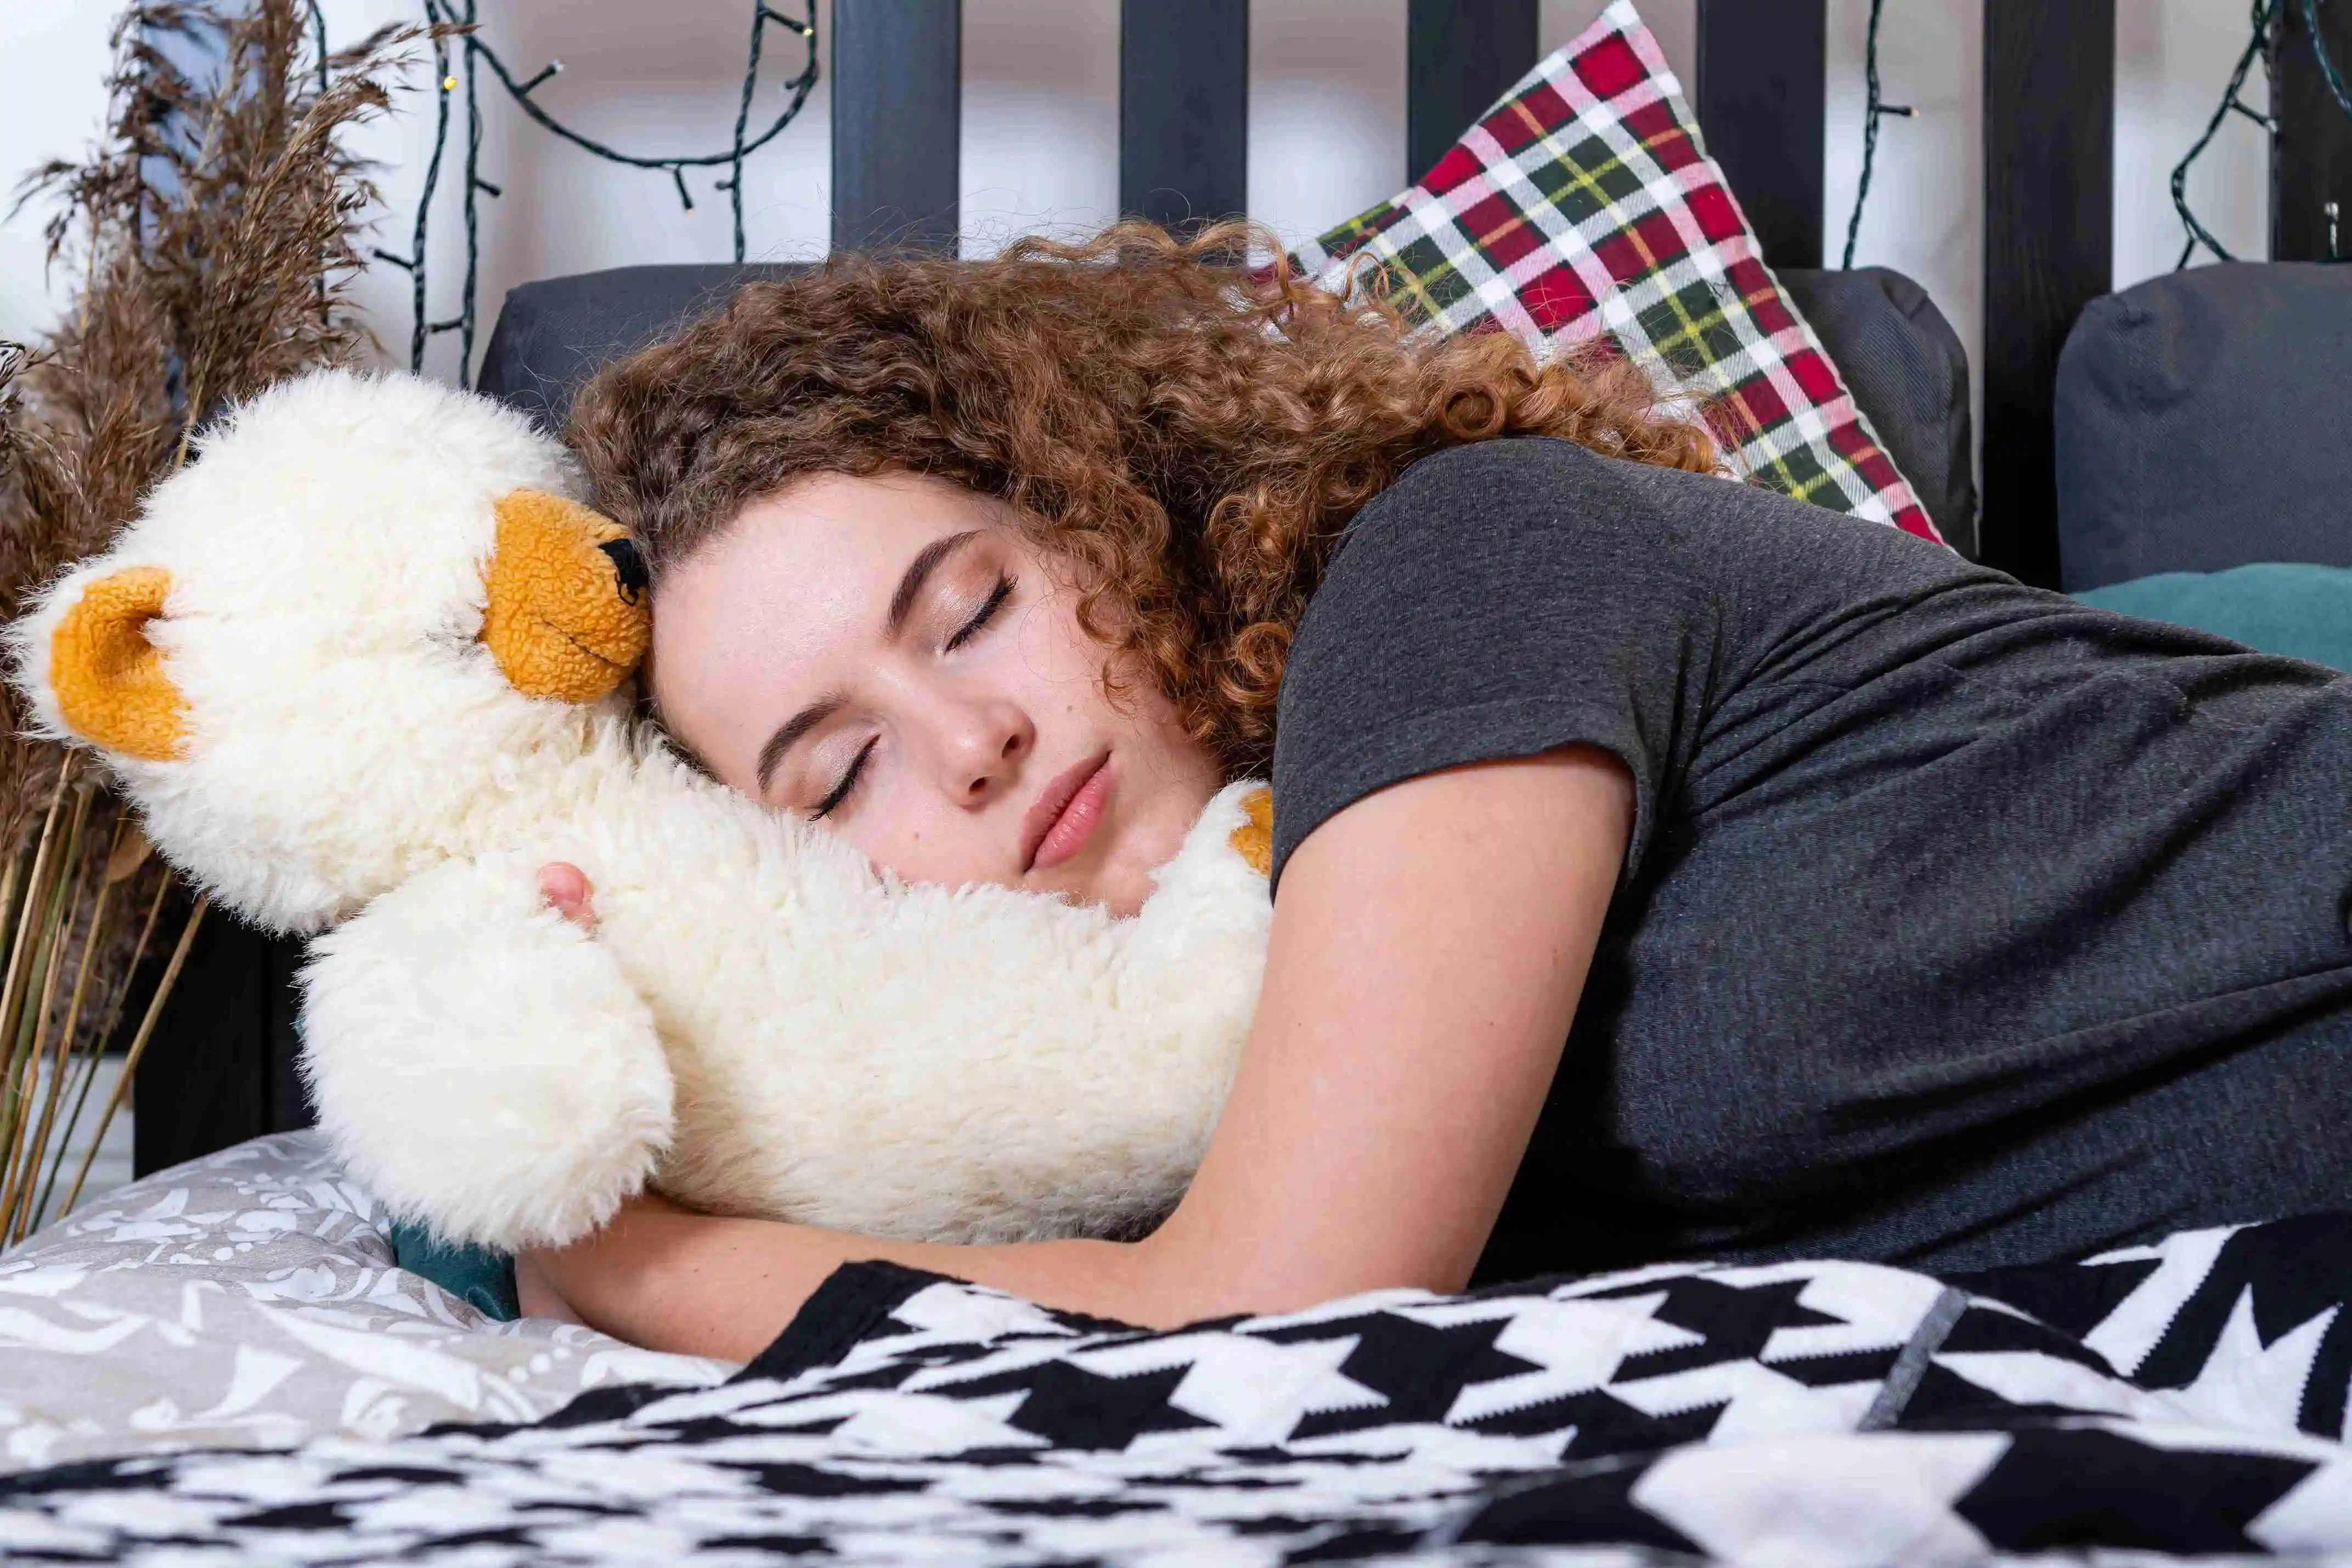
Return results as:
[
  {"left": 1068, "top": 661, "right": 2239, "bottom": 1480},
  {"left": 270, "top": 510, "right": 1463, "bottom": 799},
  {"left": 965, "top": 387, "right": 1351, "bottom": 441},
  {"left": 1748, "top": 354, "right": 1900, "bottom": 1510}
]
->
[
  {"left": 538, "top": 753, "right": 1627, "bottom": 1362},
  {"left": 538, "top": 1197, "right": 1180, "bottom": 1360}
]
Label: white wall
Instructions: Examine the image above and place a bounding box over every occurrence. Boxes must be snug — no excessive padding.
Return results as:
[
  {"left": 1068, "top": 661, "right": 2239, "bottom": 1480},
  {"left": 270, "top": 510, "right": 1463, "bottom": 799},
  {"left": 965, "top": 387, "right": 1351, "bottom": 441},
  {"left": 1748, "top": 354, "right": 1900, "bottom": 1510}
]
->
[
  {"left": 1, "top": 0, "right": 2276, "bottom": 415},
  {"left": 0, "top": 3, "right": 121, "bottom": 347},
  {"left": 2116, "top": 0, "right": 2271, "bottom": 280}
]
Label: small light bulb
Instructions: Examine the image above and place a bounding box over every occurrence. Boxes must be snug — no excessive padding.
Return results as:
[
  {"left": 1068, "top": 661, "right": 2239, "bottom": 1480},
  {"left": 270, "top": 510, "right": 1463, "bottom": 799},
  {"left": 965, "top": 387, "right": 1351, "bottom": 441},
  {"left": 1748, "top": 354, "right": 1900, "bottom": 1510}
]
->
[{"left": 442, "top": 75, "right": 457, "bottom": 92}]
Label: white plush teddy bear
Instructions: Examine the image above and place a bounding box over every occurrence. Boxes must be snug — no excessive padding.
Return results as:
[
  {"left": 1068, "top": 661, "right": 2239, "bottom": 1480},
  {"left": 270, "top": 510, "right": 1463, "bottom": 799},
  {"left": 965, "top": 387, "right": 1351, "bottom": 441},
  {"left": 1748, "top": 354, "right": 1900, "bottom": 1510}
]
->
[{"left": 10, "top": 369, "right": 1274, "bottom": 1250}]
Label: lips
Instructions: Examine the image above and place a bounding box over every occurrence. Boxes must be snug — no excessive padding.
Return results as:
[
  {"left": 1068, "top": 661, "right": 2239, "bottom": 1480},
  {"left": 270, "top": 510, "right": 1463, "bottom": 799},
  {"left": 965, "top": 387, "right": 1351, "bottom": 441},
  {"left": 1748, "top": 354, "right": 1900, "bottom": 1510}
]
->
[{"left": 1021, "top": 752, "right": 1113, "bottom": 873}]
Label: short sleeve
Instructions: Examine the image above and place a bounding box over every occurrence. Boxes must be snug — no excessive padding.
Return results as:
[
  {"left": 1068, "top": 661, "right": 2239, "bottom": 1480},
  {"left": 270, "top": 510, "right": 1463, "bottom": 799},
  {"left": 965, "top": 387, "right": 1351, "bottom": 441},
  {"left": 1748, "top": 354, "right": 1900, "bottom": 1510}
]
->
[{"left": 1268, "top": 438, "right": 1725, "bottom": 891}]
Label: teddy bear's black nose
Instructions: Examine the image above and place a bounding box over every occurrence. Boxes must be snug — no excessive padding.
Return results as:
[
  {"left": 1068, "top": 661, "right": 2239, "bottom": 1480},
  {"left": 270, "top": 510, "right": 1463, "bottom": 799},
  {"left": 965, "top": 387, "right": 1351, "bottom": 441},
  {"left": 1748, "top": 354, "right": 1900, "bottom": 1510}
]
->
[{"left": 599, "top": 537, "right": 651, "bottom": 605}]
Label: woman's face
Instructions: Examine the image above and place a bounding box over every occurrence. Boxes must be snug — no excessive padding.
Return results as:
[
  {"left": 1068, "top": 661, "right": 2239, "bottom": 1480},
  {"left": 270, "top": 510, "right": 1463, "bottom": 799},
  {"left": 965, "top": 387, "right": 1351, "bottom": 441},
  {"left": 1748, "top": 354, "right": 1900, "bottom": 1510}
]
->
[{"left": 650, "top": 471, "right": 1225, "bottom": 917}]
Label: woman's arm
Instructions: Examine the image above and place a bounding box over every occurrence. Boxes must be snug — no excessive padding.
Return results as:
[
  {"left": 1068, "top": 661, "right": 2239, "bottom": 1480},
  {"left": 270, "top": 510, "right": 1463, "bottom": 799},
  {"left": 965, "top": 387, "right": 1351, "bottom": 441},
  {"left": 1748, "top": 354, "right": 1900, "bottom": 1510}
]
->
[{"left": 526, "top": 748, "right": 1632, "bottom": 1357}]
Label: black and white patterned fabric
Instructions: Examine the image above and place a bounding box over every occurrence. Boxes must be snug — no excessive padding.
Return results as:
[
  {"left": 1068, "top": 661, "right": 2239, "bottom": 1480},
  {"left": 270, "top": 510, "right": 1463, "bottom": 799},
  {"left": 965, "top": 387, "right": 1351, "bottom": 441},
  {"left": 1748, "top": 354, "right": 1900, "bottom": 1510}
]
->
[{"left": 11, "top": 1214, "right": 2352, "bottom": 1563}]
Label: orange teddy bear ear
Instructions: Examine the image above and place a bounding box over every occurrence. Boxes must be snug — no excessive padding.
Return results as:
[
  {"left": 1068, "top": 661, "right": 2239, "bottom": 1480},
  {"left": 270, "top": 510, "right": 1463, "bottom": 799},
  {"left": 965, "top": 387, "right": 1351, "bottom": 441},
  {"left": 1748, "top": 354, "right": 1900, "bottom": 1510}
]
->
[
  {"left": 481, "top": 490, "right": 652, "bottom": 704},
  {"left": 47, "top": 566, "right": 188, "bottom": 762},
  {"left": 1229, "top": 787, "right": 1273, "bottom": 877}
]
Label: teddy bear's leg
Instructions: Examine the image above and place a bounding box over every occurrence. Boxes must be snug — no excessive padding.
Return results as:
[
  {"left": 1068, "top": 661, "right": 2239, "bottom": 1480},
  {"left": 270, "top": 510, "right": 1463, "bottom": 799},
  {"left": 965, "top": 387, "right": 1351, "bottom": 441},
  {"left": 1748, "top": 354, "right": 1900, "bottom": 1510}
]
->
[{"left": 296, "top": 856, "right": 674, "bottom": 1251}]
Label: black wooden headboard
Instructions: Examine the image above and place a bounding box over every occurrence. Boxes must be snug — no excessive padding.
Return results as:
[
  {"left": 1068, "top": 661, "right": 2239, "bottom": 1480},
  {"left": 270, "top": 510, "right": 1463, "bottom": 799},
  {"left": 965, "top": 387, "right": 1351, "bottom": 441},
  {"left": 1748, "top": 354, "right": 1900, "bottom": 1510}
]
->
[{"left": 824, "top": 0, "right": 2113, "bottom": 589}]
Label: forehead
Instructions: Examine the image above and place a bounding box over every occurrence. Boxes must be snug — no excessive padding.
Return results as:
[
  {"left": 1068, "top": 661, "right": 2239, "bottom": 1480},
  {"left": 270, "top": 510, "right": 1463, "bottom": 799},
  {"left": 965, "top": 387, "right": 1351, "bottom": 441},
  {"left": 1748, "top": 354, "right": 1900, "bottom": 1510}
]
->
[{"left": 647, "top": 472, "right": 1001, "bottom": 740}]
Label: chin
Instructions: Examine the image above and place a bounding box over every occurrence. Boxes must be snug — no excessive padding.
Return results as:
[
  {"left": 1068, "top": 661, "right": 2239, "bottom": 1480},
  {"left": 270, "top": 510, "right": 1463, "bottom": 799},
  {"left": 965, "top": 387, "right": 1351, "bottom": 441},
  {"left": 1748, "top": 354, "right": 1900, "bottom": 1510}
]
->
[
  {"left": 1108, "top": 825, "right": 1191, "bottom": 917},
  {"left": 1076, "top": 757, "right": 1220, "bottom": 916}
]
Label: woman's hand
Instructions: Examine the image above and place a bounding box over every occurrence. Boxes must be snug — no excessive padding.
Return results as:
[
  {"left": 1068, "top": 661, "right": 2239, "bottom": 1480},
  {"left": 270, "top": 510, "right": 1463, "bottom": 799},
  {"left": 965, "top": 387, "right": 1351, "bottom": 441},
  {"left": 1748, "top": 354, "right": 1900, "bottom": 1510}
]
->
[
  {"left": 538, "top": 862, "right": 597, "bottom": 930},
  {"left": 518, "top": 861, "right": 603, "bottom": 1330}
]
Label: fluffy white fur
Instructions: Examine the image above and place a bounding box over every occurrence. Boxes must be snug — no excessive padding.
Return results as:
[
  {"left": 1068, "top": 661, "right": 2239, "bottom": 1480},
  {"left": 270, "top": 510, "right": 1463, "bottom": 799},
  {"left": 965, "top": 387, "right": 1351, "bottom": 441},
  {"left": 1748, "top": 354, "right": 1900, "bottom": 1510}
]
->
[{"left": 10, "top": 370, "right": 1272, "bottom": 1249}]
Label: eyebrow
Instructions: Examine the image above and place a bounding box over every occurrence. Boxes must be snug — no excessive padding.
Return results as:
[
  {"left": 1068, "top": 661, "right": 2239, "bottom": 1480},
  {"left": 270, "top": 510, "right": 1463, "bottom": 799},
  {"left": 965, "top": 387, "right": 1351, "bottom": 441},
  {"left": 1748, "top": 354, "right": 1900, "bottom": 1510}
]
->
[
  {"left": 888, "top": 530, "right": 980, "bottom": 636},
  {"left": 754, "top": 530, "right": 984, "bottom": 796},
  {"left": 756, "top": 695, "right": 842, "bottom": 795}
]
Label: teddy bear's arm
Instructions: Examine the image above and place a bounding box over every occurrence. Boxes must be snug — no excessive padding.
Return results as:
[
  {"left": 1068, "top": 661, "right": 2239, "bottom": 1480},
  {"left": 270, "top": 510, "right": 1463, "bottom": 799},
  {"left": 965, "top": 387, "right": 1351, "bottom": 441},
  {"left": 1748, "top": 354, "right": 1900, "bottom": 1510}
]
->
[{"left": 296, "top": 855, "right": 674, "bottom": 1251}]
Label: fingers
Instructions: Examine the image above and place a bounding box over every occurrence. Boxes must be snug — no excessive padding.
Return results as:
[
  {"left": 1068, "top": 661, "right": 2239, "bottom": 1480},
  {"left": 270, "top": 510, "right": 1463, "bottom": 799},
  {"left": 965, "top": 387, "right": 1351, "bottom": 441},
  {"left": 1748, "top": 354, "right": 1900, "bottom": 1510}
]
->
[{"left": 537, "top": 862, "right": 597, "bottom": 932}]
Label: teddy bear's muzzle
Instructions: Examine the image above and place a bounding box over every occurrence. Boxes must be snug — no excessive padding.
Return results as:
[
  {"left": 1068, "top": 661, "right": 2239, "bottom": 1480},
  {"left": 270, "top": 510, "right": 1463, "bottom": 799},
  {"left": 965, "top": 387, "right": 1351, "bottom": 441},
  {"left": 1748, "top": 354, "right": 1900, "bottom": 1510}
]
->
[{"left": 481, "top": 490, "right": 653, "bottom": 704}]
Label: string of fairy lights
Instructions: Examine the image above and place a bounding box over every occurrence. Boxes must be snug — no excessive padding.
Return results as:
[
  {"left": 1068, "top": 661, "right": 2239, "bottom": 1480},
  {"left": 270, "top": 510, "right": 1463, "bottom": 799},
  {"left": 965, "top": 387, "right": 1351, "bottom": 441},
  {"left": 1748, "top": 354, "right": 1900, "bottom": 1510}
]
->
[
  {"left": 354, "top": 1, "right": 819, "bottom": 386},
  {"left": 1839, "top": 0, "right": 1913, "bottom": 270},
  {"left": 314, "top": 0, "right": 2344, "bottom": 373},
  {"left": 380, "top": 1, "right": 1915, "bottom": 316},
  {"left": 2174, "top": 0, "right": 2352, "bottom": 267},
  {"left": 1848, "top": 0, "right": 2352, "bottom": 273}
]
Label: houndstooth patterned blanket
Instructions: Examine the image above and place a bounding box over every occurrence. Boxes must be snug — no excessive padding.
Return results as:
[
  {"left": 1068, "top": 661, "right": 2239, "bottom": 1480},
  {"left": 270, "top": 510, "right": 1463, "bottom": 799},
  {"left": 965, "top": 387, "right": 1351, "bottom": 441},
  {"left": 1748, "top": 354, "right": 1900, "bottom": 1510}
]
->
[{"left": 10, "top": 1204, "right": 2352, "bottom": 1563}]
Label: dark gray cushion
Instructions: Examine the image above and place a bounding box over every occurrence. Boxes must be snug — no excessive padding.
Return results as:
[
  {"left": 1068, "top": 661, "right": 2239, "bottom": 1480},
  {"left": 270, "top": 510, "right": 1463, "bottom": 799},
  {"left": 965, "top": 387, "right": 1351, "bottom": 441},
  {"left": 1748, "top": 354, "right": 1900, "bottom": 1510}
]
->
[
  {"left": 477, "top": 263, "right": 803, "bottom": 431},
  {"left": 1778, "top": 266, "right": 1977, "bottom": 555},
  {"left": 2055, "top": 262, "right": 2352, "bottom": 593},
  {"left": 479, "top": 261, "right": 1977, "bottom": 552}
]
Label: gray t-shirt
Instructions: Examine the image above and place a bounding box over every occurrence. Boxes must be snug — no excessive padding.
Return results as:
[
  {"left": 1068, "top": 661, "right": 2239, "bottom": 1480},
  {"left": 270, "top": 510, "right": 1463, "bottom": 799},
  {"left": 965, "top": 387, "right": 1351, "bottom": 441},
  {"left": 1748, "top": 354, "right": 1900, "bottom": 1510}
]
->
[{"left": 1271, "top": 437, "right": 2352, "bottom": 1277}]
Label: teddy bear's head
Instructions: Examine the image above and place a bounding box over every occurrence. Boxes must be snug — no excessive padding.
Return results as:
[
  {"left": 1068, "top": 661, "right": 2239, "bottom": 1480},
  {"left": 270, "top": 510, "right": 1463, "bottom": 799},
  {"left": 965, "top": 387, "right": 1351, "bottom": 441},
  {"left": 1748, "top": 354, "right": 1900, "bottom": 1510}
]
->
[{"left": 8, "top": 370, "right": 648, "bottom": 933}]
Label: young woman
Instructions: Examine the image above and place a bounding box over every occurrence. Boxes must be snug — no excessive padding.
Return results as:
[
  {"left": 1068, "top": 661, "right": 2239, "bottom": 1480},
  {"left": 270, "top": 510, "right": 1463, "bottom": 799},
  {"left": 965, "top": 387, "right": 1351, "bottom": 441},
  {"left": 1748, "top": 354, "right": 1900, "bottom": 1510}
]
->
[{"left": 520, "top": 225, "right": 2352, "bottom": 1360}]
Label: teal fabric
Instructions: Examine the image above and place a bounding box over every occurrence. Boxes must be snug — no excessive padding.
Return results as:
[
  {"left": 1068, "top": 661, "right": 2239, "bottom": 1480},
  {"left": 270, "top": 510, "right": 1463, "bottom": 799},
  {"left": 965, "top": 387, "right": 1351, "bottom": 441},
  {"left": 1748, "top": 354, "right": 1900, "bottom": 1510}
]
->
[
  {"left": 384, "top": 1219, "right": 520, "bottom": 1322},
  {"left": 2075, "top": 563, "right": 2352, "bottom": 673}
]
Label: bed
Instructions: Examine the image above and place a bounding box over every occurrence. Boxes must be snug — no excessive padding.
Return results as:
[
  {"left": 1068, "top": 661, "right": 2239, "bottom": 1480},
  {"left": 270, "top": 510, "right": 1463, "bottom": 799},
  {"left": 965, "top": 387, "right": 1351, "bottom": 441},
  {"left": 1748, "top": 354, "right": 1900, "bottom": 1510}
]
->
[
  {"left": 13, "top": 1, "right": 2352, "bottom": 1559},
  {"left": 14, "top": 1130, "right": 2352, "bottom": 1560}
]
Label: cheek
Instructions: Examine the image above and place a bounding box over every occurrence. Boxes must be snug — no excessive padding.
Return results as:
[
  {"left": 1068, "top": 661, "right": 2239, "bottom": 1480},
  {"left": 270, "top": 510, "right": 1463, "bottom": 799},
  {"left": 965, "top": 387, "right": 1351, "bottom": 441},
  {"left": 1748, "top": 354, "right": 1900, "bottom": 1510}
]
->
[
  {"left": 1014, "top": 591, "right": 1185, "bottom": 741},
  {"left": 998, "top": 593, "right": 1114, "bottom": 710},
  {"left": 838, "top": 771, "right": 983, "bottom": 882}
]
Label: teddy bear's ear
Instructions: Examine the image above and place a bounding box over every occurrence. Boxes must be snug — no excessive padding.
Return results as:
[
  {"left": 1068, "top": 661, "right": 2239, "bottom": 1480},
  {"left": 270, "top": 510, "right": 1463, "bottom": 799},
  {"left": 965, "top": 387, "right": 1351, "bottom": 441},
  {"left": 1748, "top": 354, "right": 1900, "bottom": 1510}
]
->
[
  {"left": 45, "top": 566, "right": 187, "bottom": 763},
  {"left": 482, "top": 490, "right": 651, "bottom": 704}
]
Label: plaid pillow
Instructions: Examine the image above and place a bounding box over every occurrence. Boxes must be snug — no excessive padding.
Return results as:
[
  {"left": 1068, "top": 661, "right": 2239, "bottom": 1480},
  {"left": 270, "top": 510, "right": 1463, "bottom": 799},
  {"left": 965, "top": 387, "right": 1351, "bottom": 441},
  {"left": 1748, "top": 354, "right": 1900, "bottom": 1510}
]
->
[{"left": 1291, "top": 0, "right": 1942, "bottom": 545}]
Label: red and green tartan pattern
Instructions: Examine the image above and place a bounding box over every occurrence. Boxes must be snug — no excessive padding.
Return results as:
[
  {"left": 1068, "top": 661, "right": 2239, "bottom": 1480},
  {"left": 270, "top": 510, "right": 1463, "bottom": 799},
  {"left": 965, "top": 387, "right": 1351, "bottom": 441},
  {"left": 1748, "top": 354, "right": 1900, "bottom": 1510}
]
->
[{"left": 1291, "top": 0, "right": 1942, "bottom": 545}]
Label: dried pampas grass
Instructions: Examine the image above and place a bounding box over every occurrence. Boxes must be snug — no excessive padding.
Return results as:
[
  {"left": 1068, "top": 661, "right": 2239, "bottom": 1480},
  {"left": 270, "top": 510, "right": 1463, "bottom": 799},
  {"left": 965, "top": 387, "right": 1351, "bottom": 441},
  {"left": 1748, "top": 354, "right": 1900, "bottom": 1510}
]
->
[{"left": 0, "top": 1, "right": 427, "bottom": 1243}]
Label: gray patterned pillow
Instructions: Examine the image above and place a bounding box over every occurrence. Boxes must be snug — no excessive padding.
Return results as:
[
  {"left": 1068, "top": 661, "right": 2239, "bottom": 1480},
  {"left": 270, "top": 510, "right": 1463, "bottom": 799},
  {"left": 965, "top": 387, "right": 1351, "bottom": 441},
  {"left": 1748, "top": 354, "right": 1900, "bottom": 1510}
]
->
[{"left": 0, "top": 1132, "right": 727, "bottom": 1474}]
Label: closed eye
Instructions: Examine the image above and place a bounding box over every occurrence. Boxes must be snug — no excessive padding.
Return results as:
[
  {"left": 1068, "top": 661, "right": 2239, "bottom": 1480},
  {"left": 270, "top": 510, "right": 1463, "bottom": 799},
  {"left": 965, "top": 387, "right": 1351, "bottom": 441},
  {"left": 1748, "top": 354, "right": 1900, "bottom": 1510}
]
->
[
  {"left": 943, "top": 573, "right": 1014, "bottom": 653},
  {"left": 813, "top": 736, "right": 877, "bottom": 819},
  {"left": 811, "top": 573, "right": 1011, "bottom": 817}
]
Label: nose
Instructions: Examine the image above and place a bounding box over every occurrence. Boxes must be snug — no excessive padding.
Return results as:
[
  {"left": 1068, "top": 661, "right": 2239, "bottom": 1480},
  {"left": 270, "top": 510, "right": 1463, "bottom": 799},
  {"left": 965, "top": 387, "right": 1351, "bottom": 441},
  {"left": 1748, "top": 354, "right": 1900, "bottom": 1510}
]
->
[{"left": 937, "top": 698, "right": 1033, "bottom": 807}]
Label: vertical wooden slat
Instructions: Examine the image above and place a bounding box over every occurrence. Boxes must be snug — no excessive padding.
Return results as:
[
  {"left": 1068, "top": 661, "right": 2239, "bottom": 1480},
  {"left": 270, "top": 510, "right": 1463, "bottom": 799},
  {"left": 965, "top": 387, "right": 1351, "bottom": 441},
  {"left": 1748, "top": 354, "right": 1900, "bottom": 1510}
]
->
[
  {"left": 132, "top": 919, "right": 282, "bottom": 1176},
  {"left": 1406, "top": 0, "right": 1539, "bottom": 183},
  {"left": 832, "top": 0, "right": 962, "bottom": 253},
  {"left": 266, "top": 934, "right": 309, "bottom": 1137},
  {"left": 2274, "top": 0, "right": 2352, "bottom": 261},
  {"left": 1694, "top": 0, "right": 1826, "bottom": 268},
  {"left": 1120, "top": 0, "right": 1248, "bottom": 229},
  {"left": 1982, "top": 0, "right": 2113, "bottom": 589}
]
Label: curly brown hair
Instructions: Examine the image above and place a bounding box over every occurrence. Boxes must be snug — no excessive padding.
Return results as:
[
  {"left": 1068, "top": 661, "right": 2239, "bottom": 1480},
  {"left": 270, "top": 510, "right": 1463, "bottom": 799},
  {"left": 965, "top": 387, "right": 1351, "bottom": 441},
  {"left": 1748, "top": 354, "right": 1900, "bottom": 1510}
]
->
[{"left": 567, "top": 222, "right": 1716, "bottom": 776}]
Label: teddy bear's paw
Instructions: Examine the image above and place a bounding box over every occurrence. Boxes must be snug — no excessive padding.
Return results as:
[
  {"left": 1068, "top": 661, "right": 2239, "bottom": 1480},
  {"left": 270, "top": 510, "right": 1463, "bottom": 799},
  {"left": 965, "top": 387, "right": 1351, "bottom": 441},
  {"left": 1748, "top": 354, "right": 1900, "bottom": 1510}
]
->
[
  {"left": 1228, "top": 787, "right": 1272, "bottom": 876},
  {"left": 297, "top": 856, "right": 675, "bottom": 1251},
  {"left": 1132, "top": 780, "right": 1277, "bottom": 942}
]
